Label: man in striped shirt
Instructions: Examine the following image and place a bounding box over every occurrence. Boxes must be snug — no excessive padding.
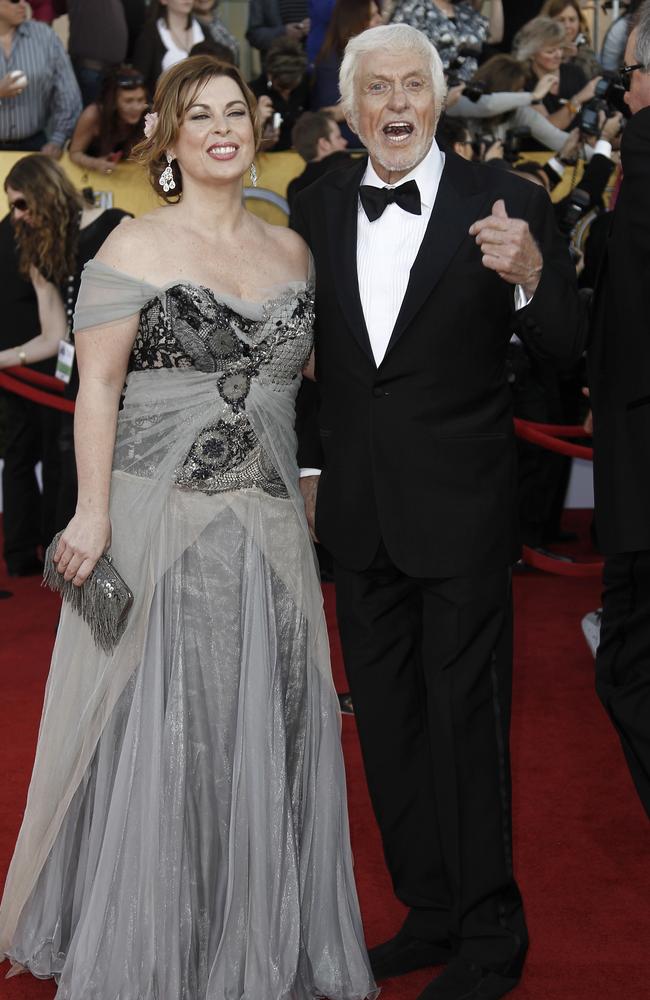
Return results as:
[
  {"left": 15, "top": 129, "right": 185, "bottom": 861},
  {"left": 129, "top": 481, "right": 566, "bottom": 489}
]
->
[{"left": 0, "top": 0, "right": 81, "bottom": 157}]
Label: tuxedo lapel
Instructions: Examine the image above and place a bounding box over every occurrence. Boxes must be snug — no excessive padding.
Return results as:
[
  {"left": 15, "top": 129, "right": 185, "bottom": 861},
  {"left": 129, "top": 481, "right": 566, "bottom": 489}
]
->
[
  {"left": 384, "top": 154, "right": 492, "bottom": 359},
  {"left": 325, "top": 159, "right": 375, "bottom": 364}
]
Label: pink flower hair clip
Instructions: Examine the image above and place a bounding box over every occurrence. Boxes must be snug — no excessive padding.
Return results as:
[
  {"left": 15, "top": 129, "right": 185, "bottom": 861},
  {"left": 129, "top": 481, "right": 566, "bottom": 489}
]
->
[{"left": 143, "top": 111, "right": 159, "bottom": 140}]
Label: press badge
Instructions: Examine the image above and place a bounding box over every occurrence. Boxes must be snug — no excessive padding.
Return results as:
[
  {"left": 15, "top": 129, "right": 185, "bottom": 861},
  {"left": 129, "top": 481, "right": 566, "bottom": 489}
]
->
[{"left": 55, "top": 340, "right": 75, "bottom": 384}]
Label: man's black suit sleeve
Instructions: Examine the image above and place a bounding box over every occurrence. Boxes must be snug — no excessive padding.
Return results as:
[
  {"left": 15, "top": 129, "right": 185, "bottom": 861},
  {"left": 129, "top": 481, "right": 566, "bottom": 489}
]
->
[
  {"left": 289, "top": 193, "right": 325, "bottom": 471},
  {"left": 513, "top": 183, "right": 586, "bottom": 365}
]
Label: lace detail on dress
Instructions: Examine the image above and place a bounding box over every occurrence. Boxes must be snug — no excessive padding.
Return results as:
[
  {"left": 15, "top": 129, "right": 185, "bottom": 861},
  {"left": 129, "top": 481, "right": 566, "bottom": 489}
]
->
[
  {"left": 176, "top": 416, "right": 289, "bottom": 498},
  {"left": 127, "top": 281, "right": 314, "bottom": 499}
]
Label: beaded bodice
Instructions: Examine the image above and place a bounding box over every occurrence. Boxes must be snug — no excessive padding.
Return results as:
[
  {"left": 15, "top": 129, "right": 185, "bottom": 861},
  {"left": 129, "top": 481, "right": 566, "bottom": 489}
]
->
[{"left": 127, "top": 281, "right": 314, "bottom": 498}]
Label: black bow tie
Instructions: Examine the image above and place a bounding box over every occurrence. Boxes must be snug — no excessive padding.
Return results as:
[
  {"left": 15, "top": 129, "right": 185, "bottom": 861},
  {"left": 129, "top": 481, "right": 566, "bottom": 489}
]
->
[{"left": 359, "top": 179, "right": 422, "bottom": 222}]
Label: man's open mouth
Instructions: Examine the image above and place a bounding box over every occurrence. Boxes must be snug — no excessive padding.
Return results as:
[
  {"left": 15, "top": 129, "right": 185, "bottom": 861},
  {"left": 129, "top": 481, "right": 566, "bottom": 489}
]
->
[{"left": 382, "top": 122, "right": 414, "bottom": 142}]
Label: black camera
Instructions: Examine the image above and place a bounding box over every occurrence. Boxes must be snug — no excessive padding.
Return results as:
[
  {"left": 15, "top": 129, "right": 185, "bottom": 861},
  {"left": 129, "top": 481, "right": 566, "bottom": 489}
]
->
[
  {"left": 446, "top": 54, "right": 488, "bottom": 102},
  {"left": 578, "top": 72, "right": 629, "bottom": 136},
  {"left": 593, "top": 73, "right": 628, "bottom": 116},
  {"left": 502, "top": 126, "right": 531, "bottom": 163},
  {"left": 556, "top": 188, "right": 591, "bottom": 238},
  {"left": 579, "top": 100, "right": 602, "bottom": 137}
]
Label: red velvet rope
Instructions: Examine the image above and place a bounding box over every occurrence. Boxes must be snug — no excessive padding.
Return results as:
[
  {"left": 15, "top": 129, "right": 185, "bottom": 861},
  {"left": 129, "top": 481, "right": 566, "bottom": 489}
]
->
[
  {"left": 4, "top": 365, "right": 64, "bottom": 393},
  {"left": 513, "top": 419, "right": 594, "bottom": 460},
  {"left": 518, "top": 421, "right": 589, "bottom": 439},
  {"left": 0, "top": 372, "right": 75, "bottom": 413},
  {"left": 522, "top": 545, "right": 603, "bottom": 578}
]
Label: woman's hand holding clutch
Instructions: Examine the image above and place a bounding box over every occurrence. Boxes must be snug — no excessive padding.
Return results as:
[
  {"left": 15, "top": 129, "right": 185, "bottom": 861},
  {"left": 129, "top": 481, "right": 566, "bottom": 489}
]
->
[{"left": 54, "top": 512, "right": 112, "bottom": 587}]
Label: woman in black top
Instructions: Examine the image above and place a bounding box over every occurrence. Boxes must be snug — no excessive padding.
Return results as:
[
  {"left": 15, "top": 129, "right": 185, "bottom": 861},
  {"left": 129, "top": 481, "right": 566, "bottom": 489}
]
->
[
  {"left": 69, "top": 66, "right": 148, "bottom": 176},
  {"left": 513, "top": 15, "right": 600, "bottom": 131},
  {"left": 1, "top": 155, "right": 131, "bottom": 530},
  {"left": 133, "top": 0, "right": 205, "bottom": 97}
]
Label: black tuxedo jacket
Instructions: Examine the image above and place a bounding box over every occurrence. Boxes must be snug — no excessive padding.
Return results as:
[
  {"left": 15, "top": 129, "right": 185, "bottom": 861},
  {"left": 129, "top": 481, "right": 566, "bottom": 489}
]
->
[
  {"left": 588, "top": 106, "right": 650, "bottom": 555},
  {"left": 292, "top": 153, "right": 581, "bottom": 576}
]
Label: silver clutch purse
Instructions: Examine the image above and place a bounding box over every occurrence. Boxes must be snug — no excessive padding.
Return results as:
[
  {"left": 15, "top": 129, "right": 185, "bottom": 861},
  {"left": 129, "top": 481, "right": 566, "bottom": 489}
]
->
[{"left": 43, "top": 531, "right": 134, "bottom": 654}]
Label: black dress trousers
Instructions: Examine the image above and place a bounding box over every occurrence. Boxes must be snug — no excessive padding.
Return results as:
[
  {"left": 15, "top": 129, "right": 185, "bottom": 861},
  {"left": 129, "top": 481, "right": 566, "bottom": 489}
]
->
[
  {"left": 334, "top": 542, "right": 528, "bottom": 974},
  {"left": 1, "top": 391, "right": 60, "bottom": 571}
]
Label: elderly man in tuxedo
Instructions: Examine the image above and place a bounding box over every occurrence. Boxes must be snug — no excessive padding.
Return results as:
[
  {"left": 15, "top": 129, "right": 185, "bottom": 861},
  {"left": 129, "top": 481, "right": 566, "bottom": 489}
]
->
[
  {"left": 292, "top": 23, "right": 581, "bottom": 1000},
  {"left": 589, "top": 6, "right": 650, "bottom": 818}
]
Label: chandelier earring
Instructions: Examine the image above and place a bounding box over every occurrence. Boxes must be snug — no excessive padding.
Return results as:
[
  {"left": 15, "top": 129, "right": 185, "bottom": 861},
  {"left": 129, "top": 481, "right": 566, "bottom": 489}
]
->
[
  {"left": 159, "top": 152, "right": 176, "bottom": 193},
  {"left": 249, "top": 162, "right": 258, "bottom": 188}
]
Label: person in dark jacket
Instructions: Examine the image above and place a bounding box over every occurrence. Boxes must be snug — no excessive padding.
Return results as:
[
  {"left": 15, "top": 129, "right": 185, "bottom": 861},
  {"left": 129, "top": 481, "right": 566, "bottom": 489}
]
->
[
  {"left": 588, "top": 7, "right": 650, "bottom": 819},
  {"left": 287, "top": 109, "right": 351, "bottom": 210},
  {"left": 246, "top": 0, "right": 310, "bottom": 56}
]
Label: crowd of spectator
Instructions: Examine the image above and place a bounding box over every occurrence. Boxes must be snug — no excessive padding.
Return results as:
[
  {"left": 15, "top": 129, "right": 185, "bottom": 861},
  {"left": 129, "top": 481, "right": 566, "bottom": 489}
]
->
[
  {"left": 1, "top": 0, "right": 636, "bottom": 175},
  {"left": 0, "top": 0, "right": 641, "bottom": 576},
  {"left": 0, "top": 1, "right": 639, "bottom": 162}
]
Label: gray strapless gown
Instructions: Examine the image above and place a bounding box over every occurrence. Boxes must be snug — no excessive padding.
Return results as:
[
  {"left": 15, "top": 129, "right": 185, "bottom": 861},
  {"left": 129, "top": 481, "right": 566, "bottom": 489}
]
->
[{"left": 0, "top": 262, "right": 377, "bottom": 1000}]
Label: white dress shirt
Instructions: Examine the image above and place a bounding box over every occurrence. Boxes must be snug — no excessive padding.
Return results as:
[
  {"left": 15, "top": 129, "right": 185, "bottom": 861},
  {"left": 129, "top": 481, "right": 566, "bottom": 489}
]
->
[{"left": 357, "top": 141, "right": 444, "bottom": 367}]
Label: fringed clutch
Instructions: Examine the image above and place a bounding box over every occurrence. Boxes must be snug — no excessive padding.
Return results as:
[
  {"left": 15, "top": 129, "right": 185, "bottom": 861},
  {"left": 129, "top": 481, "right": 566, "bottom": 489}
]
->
[{"left": 43, "top": 531, "right": 134, "bottom": 654}]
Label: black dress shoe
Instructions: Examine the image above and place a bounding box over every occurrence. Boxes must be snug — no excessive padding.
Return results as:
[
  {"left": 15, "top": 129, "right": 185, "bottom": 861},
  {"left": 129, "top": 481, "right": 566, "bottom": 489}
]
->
[
  {"left": 369, "top": 927, "right": 451, "bottom": 980},
  {"left": 416, "top": 958, "right": 519, "bottom": 1000}
]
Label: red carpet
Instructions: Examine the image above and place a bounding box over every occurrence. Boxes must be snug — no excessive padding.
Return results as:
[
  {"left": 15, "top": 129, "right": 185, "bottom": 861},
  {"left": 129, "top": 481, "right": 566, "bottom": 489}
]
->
[{"left": 1, "top": 511, "right": 649, "bottom": 1000}]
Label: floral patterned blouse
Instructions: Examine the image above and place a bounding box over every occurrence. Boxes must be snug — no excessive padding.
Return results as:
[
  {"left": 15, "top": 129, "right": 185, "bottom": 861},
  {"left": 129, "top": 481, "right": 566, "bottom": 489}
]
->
[{"left": 389, "top": 1, "right": 489, "bottom": 81}]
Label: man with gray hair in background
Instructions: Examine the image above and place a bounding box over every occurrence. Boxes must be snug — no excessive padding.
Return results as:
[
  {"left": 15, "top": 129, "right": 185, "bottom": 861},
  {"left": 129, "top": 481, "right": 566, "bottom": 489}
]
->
[
  {"left": 588, "top": 1, "right": 650, "bottom": 820},
  {"left": 293, "top": 23, "right": 581, "bottom": 1000}
]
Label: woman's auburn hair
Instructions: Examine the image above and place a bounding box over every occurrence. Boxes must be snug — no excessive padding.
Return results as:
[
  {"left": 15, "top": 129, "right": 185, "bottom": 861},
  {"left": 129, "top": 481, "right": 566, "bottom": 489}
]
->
[
  {"left": 132, "top": 55, "right": 261, "bottom": 204},
  {"left": 539, "top": 0, "right": 592, "bottom": 45},
  {"left": 4, "top": 153, "right": 82, "bottom": 284}
]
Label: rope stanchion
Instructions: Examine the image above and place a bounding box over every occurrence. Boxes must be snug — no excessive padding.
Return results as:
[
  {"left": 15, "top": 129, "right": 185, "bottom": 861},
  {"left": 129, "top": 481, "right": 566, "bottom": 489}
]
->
[
  {"left": 518, "top": 421, "right": 589, "bottom": 439},
  {"left": 0, "top": 371, "right": 75, "bottom": 414},
  {"left": 513, "top": 418, "right": 594, "bottom": 460},
  {"left": 4, "top": 366, "right": 65, "bottom": 394},
  {"left": 515, "top": 419, "right": 602, "bottom": 576},
  {"left": 522, "top": 545, "right": 604, "bottom": 578}
]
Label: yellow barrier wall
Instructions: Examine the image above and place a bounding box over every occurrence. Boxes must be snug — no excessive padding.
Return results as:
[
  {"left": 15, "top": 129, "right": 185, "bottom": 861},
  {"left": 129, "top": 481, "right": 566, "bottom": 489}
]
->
[
  {"left": 0, "top": 151, "right": 306, "bottom": 222},
  {"left": 0, "top": 148, "right": 600, "bottom": 226}
]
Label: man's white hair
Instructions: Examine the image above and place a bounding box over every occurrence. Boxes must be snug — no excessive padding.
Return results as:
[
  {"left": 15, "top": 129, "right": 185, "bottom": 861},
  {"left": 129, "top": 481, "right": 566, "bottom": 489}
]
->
[{"left": 339, "top": 24, "right": 447, "bottom": 132}]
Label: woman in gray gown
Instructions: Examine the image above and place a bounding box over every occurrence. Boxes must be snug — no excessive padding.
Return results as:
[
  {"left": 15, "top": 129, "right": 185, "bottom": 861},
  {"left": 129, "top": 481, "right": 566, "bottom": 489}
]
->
[{"left": 0, "top": 54, "right": 376, "bottom": 1000}]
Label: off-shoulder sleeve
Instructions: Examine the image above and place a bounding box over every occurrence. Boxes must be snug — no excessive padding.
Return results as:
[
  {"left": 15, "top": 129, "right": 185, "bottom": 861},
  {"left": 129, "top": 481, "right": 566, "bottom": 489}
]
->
[{"left": 74, "top": 259, "right": 161, "bottom": 333}]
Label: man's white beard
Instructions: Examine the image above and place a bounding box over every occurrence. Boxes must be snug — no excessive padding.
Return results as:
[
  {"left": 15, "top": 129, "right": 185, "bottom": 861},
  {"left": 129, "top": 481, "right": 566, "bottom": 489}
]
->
[{"left": 358, "top": 130, "right": 432, "bottom": 178}]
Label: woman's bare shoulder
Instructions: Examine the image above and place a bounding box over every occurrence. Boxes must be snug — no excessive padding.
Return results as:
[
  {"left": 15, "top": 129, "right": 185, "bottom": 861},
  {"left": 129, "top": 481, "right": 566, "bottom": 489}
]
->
[
  {"left": 94, "top": 210, "right": 169, "bottom": 274},
  {"left": 261, "top": 221, "right": 311, "bottom": 280}
]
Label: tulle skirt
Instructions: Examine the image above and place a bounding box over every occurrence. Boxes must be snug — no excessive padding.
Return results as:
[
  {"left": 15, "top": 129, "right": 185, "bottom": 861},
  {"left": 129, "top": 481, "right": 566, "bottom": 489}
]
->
[{"left": 4, "top": 493, "right": 376, "bottom": 1000}]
